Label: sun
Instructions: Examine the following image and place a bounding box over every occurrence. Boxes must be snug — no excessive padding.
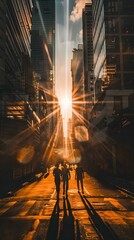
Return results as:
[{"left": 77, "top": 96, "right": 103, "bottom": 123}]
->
[{"left": 61, "top": 96, "right": 71, "bottom": 111}]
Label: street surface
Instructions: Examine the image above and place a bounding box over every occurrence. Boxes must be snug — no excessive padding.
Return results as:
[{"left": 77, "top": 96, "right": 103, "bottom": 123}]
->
[{"left": 0, "top": 169, "right": 134, "bottom": 240}]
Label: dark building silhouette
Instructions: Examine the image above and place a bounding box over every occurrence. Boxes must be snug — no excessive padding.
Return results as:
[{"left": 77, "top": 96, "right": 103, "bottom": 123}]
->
[
  {"left": 0, "top": 1, "right": 6, "bottom": 89},
  {"left": 31, "top": 0, "right": 55, "bottom": 90},
  {"left": 5, "top": 0, "right": 33, "bottom": 95},
  {"left": 83, "top": 3, "right": 94, "bottom": 119},
  {"left": 83, "top": 3, "right": 93, "bottom": 94},
  {"left": 0, "top": 1, "right": 45, "bottom": 189},
  {"left": 82, "top": 0, "right": 134, "bottom": 116},
  {"left": 71, "top": 44, "right": 85, "bottom": 121},
  {"left": 85, "top": 0, "right": 134, "bottom": 179},
  {"left": 71, "top": 44, "right": 84, "bottom": 97}
]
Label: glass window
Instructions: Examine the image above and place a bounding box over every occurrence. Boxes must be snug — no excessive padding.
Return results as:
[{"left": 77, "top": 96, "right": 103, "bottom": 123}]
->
[
  {"left": 113, "top": 96, "right": 122, "bottom": 111},
  {"left": 106, "top": 36, "right": 119, "bottom": 52},
  {"left": 120, "top": 0, "right": 134, "bottom": 14},
  {"left": 122, "top": 36, "right": 134, "bottom": 52},
  {"left": 128, "top": 94, "right": 134, "bottom": 109},
  {"left": 123, "top": 55, "right": 134, "bottom": 71},
  {"left": 124, "top": 74, "right": 134, "bottom": 89},
  {"left": 105, "top": 17, "right": 119, "bottom": 33},
  {"left": 108, "top": 73, "right": 122, "bottom": 89},
  {"left": 121, "top": 17, "right": 134, "bottom": 34},
  {"left": 104, "top": 0, "right": 118, "bottom": 14},
  {"left": 107, "top": 55, "right": 120, "bottom": 71}
]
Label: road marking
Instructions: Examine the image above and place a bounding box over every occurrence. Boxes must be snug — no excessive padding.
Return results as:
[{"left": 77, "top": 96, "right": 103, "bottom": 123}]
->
[
  {"left": 51, "top": 189, "right": 56, "bottom": 198},
  {"left": 0, "top": 201, "right": 16, "bottom": 215},
  {"left": 105, "top": 198, "right": 127, "bottom": 210},
  {"left": 84, "top": 186, "right": 90, "bottom": 195},
  {"left": 19, "top": 200, "right": 36, "bottom": 216},
  {"left": 23, "top": 219, "right": 40, "bottom": 240}
]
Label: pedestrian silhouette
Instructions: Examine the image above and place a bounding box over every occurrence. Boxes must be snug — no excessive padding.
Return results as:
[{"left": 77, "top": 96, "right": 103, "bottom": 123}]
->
[
  {"left": 53, "top": 163, "right": 62, "bottom": 199},
  {"left": 75, "top": 163, "right": 84, "bottom": 193},
  {"left": 62, "top": 163, "right": 71, "bottom": 197}
]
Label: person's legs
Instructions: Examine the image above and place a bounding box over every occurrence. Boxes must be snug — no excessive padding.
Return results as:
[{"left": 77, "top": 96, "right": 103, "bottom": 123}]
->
[
  {"left": 63, "top": 181, "right": 65, "bottom": 195},
  {"left": 77, "top": 179, "right": 80, "bottom": 191},
  {"left": 66, "top": 180, "right": 68, "bottom": 196}
]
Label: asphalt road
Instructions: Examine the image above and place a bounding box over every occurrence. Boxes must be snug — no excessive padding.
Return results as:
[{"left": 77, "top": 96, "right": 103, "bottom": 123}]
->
[{"left": 0, "top": 169, "right": 134, "bottom": 240}]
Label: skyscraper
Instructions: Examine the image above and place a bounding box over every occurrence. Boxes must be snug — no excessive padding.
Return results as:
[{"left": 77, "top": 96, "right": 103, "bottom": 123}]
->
[
  {"left": 83, "top": 3, "right": 93, "bottom": 94},
  {"left": 71, "top": 44, "right": 85, "bottom": 124},
  {"left": 0, "top": 0, "right": 6, "bottom": 89},
  {"left": 83, "top": 3, "right": 94, "bottom": 119},
  {"left": 6, "top": 0, "right": 33, "bottom": 94},
  {"left": 31, "top": 0, "right": 55, "bottom": 91},
  {"left": 0, "top": 0, "right": 34, "bottom": 121},
  {"left": 92, "top": 0, "right": 134, "bottom": 113}
]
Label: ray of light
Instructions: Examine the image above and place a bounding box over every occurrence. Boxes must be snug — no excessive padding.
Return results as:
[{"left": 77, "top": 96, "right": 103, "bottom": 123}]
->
[
  {"left": 43, "top": 42, "right": 53, "bottom": 67},
  {"left": 3, "top": 105, "right": 60, "bottom": 157},
  {"left": 72, "top": 104, "right": 87, "bottom": 112},
  {"left": 42, "top": 114, "right": 62, "bottom": 163},
  {"left": 72, "top": 108, "right": 90, "bottom": 127},
  {"left": 72, "top": 92, "right": 92, "bottom": 102}
]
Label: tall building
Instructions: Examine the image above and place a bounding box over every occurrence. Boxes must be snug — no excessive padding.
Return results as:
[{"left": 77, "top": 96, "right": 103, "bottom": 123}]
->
[
  {"left": 31, "top": 0, "right": 55, "bottom": 91},
  {"left": 6, "top": 0, "right": 33, "bottom": 94},
  {"left": 71, "top": 44, "right": 85, "bottom": 127},
  {"left": 83, "top": 3, "right": 94, "bottom": 119},
  {"left": 0, "top": 1, "right": 35, "bottom": 120},
  {"left": 92, "top": 0, "right": 134, "bottom": 113},
  {"left": 83, "top": 3, "right": 94, "bottom": 94},
  {"left": 0, "top": 1, "right": 6, "bottom": 89},
  {"left": 71, "top": 44, "right": 84, "bottom": 98}
]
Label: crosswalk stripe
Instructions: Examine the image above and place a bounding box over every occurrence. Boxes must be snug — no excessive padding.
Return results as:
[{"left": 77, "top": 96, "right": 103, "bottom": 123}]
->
[
  {"left": 105, "top": 198, "right": 127, "bottom": 210},
  {"left": 0, "top": 201, "right": 16, "bottom": 215},
  {"left": 19, "top": 200, "right": 36, "bottom": 216}
]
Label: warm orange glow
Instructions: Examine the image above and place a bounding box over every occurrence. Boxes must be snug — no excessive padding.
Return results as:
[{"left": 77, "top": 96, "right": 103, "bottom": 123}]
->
[{"left": 60, "top": 95, "right": 72, "bottom": 116}]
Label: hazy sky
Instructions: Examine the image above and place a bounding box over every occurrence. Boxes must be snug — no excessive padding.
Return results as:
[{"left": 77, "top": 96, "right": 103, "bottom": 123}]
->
[
  {"left": 55, "top": 0, "right": 91, "bottom": 135},
  {"left": 55, "top": 0, "right": 91, "bottom": 100}
]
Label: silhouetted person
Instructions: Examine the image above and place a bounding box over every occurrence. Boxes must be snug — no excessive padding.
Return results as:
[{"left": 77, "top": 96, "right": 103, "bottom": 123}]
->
[
  {"left": 53, "top": 163, "right": 62, "bottom": 199},
  {"left": 75, "top": 163, "right": 84, "bottom": 193},
  {"left": 62, "top": 163, "right": 71, "bottom": 197}
]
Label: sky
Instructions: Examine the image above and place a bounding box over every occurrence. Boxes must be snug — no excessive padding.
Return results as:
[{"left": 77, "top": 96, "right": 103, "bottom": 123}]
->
[
  {"left": 55, "top": 0, "right": 91, "bottom": 136},
  {"left": 55, "top": 0, "right": 91, "bottom": 102}
]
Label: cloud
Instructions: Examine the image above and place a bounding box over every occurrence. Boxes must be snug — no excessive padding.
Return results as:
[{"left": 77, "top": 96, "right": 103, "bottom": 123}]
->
[
  {"left": 79, "top": 29, "right": 83, "bottom": 39},
  {"left": 70, "top": 0, "right": 91, "bottom": 22}
]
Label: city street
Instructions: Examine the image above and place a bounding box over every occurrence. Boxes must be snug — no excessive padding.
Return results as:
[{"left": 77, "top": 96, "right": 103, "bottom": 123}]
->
[{"left": 0, "top": 169, "right": 134, "bottom": 240}]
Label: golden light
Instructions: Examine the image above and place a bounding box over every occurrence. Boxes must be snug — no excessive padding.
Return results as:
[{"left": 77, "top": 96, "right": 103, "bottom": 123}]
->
[{"left": 60, "top": 96, "right": 72, "bottom": 115}]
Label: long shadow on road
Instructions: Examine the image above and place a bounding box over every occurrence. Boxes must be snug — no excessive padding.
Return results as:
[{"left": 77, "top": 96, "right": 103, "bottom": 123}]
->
[
  {"left": 59, "top": 196, "right": 75, "bottom": 240},
  {"left": 79, "top": 192, "right": 120, "bottom": 240},
  {"left": 46, "top": 199, "right": 60, "bottom": 240},
  {"left": 46, "top": 196, "right": 82, "bottom": 240}
]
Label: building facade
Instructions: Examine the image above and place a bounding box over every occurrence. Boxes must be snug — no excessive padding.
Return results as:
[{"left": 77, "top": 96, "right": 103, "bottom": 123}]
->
[
  {"left": 31, "top": 0, "right": 55, "bottom": 90},
  {"left": 6, "top": 0, "right": 33, "bottom": 94},
  {"left": 83, "top": 3, "right": 94, "bottom": 94},
  {"left": 0, "top": 0, "right": 6, "bottom": 89},
  {"left": 83, "top": 3, "right": 94, "bottom": 119},
  {"left": 71, "top": 44, "right": 84, "bottom": 98},
  {"left": 92, "top": 0, "right": 134, "bottom": 114}
]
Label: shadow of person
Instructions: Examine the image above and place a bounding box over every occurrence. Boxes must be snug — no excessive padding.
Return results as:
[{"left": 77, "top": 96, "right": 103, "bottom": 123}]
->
[
  {"left": 46, "top": 199, "right": 60, "bottom": 240},
  {"left": 78, "top": 192, "right": 119, "bottom": 240},
  {"left": 59, "top": 197, "right": 75, "bottom": 240},
  {"left": 76, "top": 219, "right": 82, "bottom": 240}
]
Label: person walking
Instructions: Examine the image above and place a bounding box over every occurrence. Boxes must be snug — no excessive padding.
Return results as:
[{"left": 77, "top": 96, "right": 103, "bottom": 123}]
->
[
  {"left": 75, "top": 163, "right": 84, "bottom": 193},
  {"left": 62, "top": 163, "right": 71, "bottom": 197},
  {"left": 53, "top": 163, "right": 62, "bottom": 199}
]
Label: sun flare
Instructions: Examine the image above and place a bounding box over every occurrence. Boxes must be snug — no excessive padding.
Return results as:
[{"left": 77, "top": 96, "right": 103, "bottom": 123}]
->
[{"left": 61, "top": 96, "right": 72, "bottom": 113}]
